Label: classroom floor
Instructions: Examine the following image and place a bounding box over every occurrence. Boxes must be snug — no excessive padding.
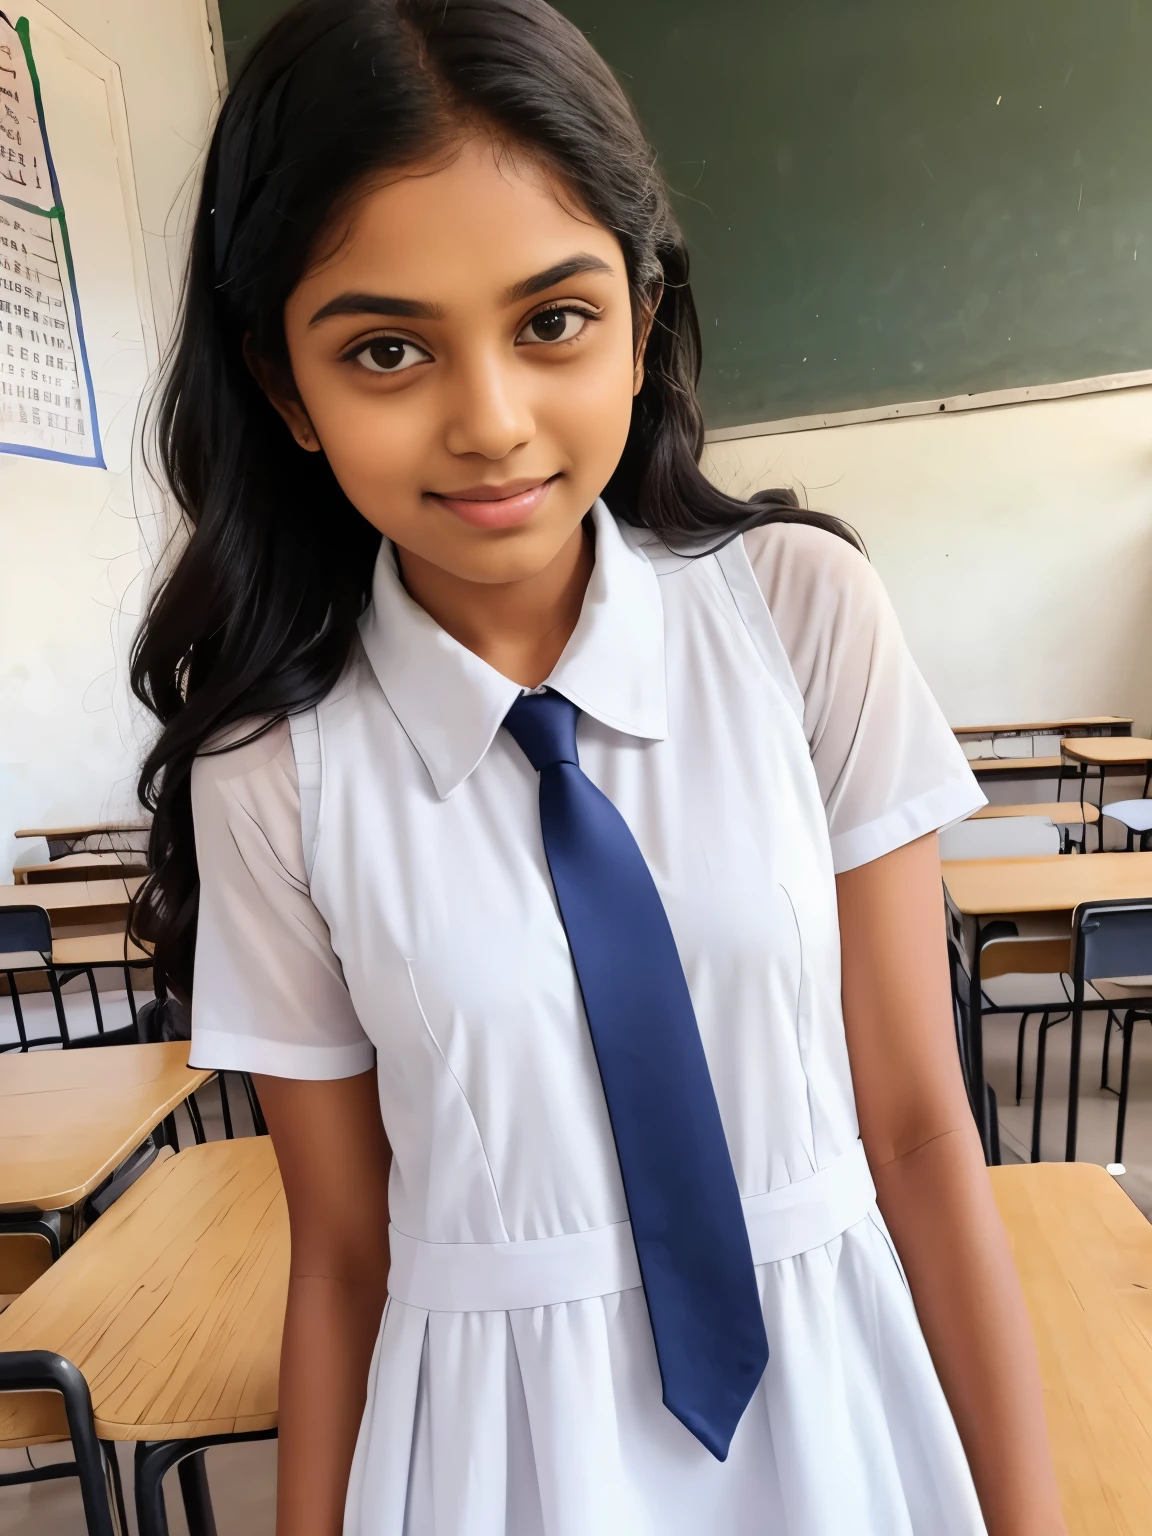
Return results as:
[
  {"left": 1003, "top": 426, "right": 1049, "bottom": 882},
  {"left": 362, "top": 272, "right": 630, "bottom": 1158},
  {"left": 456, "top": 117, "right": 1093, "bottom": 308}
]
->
[{"left": 5, "top": 994, "right": 1152, "bottom": 1533}]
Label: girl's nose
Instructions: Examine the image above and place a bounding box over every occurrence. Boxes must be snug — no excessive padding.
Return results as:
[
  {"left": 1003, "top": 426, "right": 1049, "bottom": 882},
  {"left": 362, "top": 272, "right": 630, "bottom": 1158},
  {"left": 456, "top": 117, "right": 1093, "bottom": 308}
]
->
[{"left": 442, "top": 353, "right": 535, "bottom": 462}]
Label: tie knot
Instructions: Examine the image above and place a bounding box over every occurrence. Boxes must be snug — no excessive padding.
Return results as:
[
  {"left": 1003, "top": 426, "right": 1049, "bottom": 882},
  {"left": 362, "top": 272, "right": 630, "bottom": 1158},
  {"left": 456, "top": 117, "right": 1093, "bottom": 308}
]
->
[{"left": 503, "top": 689, "right": 580, "bottom": 772}]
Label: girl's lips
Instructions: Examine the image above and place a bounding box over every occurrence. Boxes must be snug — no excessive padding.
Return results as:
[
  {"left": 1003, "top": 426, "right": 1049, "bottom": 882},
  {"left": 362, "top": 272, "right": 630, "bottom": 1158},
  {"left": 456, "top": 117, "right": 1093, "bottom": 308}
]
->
[{"left": 430, "top": 478, "right": 554, "bottom": 529}]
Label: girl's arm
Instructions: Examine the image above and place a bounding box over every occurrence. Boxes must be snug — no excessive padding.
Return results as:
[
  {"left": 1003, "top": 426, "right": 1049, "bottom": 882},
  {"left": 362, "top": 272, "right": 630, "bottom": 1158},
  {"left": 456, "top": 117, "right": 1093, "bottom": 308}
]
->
[
  {"left": 837, "top": 832, "right": 1067, "bottom": 1536},
  {"left": 254, "top": 1069, "right": 392, "bottom": 1536}
]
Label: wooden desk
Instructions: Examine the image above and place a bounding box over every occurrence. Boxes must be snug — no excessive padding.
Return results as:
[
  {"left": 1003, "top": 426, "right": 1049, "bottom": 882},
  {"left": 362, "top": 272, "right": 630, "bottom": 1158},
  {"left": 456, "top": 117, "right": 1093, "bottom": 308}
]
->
[
  {"left": 1063, "top": 737, "right": 1152, "bottom": 767},
  {"left": 972, "top": 801, "right": 1100, "bottom": 824},
  {"left": 968, "top": 755, "right": 1065, "bottom": 783},
  {"left": 0, "top": 1042, "right": 212, "bottom": 1213},
  {"left": 991, "top": 1163, "right": 1152, "bottom": 1534},
  {"left": 0, "top": 1136, "right": 285, "bottom": 1446},
  {"left": 955, "top": 716, "right": 1133, "bottom": 741},
  {"left": 943, "top": 851, "right": 1152, "bottom": 917},
  {"left": 0, "top": 878, "right": 142, "bottom": 931},
  {"left": 1061, "top": 738, "right": 1152, "bottom": 850},
  {"left": 944, "top": 853, "right": 1152, "bottom": 1159},
  {"left": 14, "top": 852, "right": 148, "bottom": 886},
  {"left": 51, "top": 930, "right": 151, "bottom": 968}
]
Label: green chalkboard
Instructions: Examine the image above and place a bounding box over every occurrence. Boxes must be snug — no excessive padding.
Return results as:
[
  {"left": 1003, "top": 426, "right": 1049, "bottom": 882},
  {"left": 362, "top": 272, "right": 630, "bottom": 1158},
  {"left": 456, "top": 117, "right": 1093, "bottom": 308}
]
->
[{"left": 218, "top": 0, "right": 1152, "bottom": 429}]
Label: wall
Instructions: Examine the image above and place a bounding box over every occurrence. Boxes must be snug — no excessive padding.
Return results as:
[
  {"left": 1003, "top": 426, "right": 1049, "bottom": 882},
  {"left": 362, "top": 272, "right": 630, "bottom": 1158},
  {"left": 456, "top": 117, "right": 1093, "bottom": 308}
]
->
[
  {"left": 704, "top": 385, "right": 1152, "bottom": 733},
  {"left": 0, "top": 0, "right": 221, "bottom": 878}
]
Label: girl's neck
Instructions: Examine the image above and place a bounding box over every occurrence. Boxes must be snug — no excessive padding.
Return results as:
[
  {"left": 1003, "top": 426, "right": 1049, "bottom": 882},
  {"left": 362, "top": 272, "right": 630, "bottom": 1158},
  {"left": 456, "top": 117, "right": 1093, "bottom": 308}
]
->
[{"left": 396, "top": 520, "right": 595, "bottom": 689}]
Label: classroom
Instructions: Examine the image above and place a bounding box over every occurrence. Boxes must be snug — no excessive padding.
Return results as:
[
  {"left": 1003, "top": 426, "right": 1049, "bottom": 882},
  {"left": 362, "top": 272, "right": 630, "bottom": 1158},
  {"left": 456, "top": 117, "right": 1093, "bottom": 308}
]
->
[{"left": 3, "top": 1, "right": 1152, "bottom": 1532}]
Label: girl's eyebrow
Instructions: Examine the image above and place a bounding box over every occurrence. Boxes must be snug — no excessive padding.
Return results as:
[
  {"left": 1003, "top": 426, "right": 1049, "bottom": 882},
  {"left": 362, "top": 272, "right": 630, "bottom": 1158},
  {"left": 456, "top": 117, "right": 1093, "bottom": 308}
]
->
[
  {"left": 308, "top": 254, "right": 613, "bottom": 327},
  {"left": 502, "top": 253, "right": 613, "bottom": 302},
  {"left": 309, "top": 293, "right": 446, "bottom": 325}
]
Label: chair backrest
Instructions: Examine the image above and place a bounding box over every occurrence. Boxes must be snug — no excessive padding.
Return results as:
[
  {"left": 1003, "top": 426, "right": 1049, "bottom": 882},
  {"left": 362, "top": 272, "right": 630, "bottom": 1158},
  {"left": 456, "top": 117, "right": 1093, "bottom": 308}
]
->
[
  {"left": 0, "top": 905, "right": 52, "bottom": 960},
  {"left": 1073, "top": 900, "right": 1152, "bottom": 986},
  {"left": 938, "top": 816, "right": 1061, "bottom": 861}
]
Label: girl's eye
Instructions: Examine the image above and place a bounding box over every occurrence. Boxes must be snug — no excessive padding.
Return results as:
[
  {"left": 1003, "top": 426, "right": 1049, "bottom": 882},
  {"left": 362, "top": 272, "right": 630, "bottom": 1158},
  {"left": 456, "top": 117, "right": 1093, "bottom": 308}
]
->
[
  {"left": 350, "top": 337, "right": 431, "bottom": 374},
  {"left": 516, "top": 307, "right": 592, "bottom": 346}
]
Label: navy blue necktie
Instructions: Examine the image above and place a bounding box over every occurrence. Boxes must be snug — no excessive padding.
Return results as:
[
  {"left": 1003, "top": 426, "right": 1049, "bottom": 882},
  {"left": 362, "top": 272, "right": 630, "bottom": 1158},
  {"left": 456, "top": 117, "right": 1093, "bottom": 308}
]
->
[{"left": 503, "top": 689, "right": 768, "bottom": 1460}]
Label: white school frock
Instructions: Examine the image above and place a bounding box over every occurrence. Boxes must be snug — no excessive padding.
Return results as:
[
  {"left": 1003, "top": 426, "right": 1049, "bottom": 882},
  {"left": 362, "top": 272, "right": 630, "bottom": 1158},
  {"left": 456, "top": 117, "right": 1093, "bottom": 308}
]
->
[{"left": 189, "top": 501, "right": 988, "bottom": 1536}]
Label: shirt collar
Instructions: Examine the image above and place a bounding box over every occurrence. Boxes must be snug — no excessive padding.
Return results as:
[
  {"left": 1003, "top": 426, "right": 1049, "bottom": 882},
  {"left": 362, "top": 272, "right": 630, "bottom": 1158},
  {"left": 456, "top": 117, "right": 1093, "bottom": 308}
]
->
[{"left": 358, "top": 498, "right": 668, "bottom": 799}]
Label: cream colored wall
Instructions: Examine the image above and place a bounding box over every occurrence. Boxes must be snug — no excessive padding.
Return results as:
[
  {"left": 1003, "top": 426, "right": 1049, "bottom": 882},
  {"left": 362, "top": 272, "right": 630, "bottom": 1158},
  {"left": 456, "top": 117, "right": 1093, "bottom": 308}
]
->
[
  {"left": 0, "top": 1, "right": 220, "bottom": 879},
  {"left": 704, "top": 386, "right": 1152, "bottom": 732}
]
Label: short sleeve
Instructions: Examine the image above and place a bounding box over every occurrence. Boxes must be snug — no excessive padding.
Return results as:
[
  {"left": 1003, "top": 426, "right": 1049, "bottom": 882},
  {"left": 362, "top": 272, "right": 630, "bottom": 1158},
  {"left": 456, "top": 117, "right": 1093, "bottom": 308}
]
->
[
  {"left": 743, "top": 522, "right": 985, "bottom": 873},
  {"left": 189, "top": 719, "right": 376, "bottom": 1079}
]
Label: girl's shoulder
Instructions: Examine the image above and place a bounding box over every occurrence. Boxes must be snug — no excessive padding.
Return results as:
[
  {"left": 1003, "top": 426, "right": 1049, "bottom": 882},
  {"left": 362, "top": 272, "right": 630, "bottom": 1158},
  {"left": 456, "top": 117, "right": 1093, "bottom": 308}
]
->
[{"left": 191, "top": 718, "right": 306, "bottom": 884}]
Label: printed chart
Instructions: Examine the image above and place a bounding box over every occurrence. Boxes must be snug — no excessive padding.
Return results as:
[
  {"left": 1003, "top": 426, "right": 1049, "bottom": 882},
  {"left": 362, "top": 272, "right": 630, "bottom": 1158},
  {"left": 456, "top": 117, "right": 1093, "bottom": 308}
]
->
[{"left": 0, "top": 11, "right": 101, "bottom": 466}]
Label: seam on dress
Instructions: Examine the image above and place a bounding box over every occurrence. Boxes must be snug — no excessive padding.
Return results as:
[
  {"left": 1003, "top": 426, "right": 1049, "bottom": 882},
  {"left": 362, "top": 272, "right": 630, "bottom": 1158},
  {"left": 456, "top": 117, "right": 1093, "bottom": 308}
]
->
[
  {"left": 779, "top": 882, "right": 819, "bottom": 1180},
  {"left": 404, "top": 957, "right": 511, "bottom": 1242}
]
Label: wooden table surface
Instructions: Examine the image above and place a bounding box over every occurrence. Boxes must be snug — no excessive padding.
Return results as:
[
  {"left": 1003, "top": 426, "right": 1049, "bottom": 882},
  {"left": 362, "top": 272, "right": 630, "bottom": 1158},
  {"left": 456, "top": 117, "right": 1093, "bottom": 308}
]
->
[
  {"left": 14, "top": 823, "right": 150, "bottom": 841},
  {"left": 943, "top": 851, "right": 1152, "bottom": 917},
  {"left": 955, "top": 716, "right": 1133, "bottom": 738},
  {"left": 0, "top": 1042, "right": 212, "bottom": 1212},
  {"left": 51, "top": 930, "right": 151, "bottom": 967},
  {"left": 0, "top": 877, "right": 142, "bottom": 930},
  {"left": 0, "top": 1136, "right": 286, "bottom": 1446},
  {"left": 971, "top": 801, "right": 1100, "bottom": 824},
  {"left": 1062, "top": 736, "right": 1152, "bottom": 766},
  {"left": 991, "top": 1163, "right": 1152, "bottom": 1534}
]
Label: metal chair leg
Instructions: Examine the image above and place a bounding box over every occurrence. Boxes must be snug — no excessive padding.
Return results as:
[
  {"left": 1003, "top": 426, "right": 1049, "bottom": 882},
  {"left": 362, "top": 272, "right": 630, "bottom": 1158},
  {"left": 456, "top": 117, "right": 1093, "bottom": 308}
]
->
[
  {"left": 0, "top": 1351, "right": 117, "bottom": 1536},
  {"left": 102, "top": 1440, "right": 129, "bottom": 1536},
  {"left": 6, "top": 970, "right": 28, "bottom": 1048},
  {"left": 184, "top": 1092, "right": 207, "bottom": 1146},
  {"left": 218, "top": 1074, "right": 235, "bottom": 1140},
  {"left": 135, "top": 1431, "right": 276, "bottom": 1536},
  {"left": 241, "top": 1073, "right": 268, "bottom": 1136},
  {"left": 1066, "top": 1001, "right": 1086, "bottom": 1161},
  {"left": 1015, "top": 1011, "right": 1035, "bottom": 1104},
  {"left": 1032, "top": 1017, "right": 1057, "bottom": 1162},
  {"left": 178, "top": 1451, "right": 219, "bottom": 1536},
  {"left": 1116, "top": 1010, "right": 1138, "bottom": 1165},
  {"left": 1102, "top": 1009, "right": 1117, "bottom": 1090}
]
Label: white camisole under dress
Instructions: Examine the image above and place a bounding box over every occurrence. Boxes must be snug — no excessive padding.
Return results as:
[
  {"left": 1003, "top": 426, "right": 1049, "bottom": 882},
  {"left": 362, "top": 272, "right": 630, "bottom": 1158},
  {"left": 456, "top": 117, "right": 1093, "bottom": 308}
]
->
[{"left": 189, "top": 501, "right": 988, "bottom": 1535}]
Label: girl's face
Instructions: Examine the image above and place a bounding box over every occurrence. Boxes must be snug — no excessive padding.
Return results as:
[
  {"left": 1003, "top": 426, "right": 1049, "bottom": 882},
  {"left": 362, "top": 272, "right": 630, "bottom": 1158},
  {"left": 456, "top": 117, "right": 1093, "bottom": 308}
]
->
[{"left": 273, "top": 136, "right": 644, "bottom": 587}]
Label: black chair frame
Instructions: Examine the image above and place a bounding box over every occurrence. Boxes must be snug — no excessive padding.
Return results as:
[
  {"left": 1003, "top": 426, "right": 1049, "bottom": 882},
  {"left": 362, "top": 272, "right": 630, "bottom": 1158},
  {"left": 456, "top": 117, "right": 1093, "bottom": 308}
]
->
[{"left": 0, "top": 1348, "right": 276, "bottom": 1536}]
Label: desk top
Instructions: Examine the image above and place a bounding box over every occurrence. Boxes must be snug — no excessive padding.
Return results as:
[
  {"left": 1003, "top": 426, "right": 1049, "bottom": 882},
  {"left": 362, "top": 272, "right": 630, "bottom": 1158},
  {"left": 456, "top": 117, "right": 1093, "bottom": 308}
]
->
[
  {"left": 991, "top": 1163, "right": 1152, "bottom": 1534},
  {"left": 0, "top": 878, "right": 142, "bottom": 929},
  {"left": 0, "top": 1136, "right": 286, "bottom": 1445},
  {"left": 1062, "top": 736, "right": 1152, "bottom": 765},
  {"left": 13, "top": 823, "right": 150, "bottom": 840},
  {"left": 955, "top": 716, "right": 1133, "bottom": 739},
  {"left": 971, "top": 801, "right": 1101, "bottom": 823},
  {"left": 51, "top": 930, "right": 151, "bottom": 967},
  {"left": 0, "top": 1042, "right": 211, "bottom": 1212},
  {"left": 942, "top": 851, "right": 1152, "bottom": 917}
]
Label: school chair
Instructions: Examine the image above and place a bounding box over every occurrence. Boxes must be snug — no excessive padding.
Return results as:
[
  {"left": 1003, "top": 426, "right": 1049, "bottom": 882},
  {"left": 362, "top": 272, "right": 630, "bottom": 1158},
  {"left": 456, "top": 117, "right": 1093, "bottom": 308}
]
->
[
  {"left": 0, "top": 906, "right": 138, "bottom": 1052},
  {"left": 941, "top": 816, "right": 1069, "bottom": 1164},
  {"left": 1102, "top": 798, "right": 1152, "bottom": 851},
  {"left": 1032, "top": 900, "right": 1152, "bottom": 1162}
]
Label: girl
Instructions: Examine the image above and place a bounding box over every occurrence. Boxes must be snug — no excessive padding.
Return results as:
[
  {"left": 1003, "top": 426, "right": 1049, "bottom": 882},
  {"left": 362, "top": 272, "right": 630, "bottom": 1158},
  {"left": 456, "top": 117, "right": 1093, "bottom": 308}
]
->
[{"left": 132, "top": 2, "right": 1066, "bottom": 1532}]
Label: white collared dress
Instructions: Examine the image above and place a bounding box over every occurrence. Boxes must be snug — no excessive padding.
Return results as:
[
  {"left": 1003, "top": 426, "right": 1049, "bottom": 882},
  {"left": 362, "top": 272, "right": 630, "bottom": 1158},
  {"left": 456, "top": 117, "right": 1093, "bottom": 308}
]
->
[{"left": 189, "top": 502, "right": 988, "bottom": 1536}]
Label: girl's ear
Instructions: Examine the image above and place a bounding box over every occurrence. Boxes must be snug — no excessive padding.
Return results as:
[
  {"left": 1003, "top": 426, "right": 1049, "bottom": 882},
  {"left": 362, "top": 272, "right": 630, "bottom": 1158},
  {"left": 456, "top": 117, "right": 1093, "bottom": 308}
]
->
[
  {"left": 242, "top": 335, "right": 322, "bottom": 452},
  {"left": 632, "top": 284, "right": 663, "bottom": 396}
]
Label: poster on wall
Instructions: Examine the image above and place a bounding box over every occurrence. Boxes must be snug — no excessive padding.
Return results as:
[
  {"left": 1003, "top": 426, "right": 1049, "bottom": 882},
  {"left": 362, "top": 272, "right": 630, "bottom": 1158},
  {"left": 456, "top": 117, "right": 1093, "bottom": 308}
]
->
[{"left": 0, "top": 11, "right": 102, "bottom": 467}]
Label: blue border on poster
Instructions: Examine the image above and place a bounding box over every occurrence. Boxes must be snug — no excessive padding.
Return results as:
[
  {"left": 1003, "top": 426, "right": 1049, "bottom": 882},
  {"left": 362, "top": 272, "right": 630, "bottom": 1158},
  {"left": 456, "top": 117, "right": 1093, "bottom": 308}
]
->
[{"left": 0, "top": 12, "right": 104, "bottom": 469}]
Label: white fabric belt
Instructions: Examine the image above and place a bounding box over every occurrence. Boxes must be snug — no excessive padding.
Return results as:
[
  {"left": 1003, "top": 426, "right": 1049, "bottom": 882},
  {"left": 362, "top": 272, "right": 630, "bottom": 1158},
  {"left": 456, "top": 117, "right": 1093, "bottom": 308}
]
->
[{"left": 387, "top": 1140, "right": 876, "bottom": 1313}]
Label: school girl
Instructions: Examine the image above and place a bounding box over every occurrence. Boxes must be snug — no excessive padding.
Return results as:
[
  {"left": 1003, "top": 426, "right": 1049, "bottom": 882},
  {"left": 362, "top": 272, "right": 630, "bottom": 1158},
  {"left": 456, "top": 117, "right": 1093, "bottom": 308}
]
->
[{"left": 132, "top": 2, "right": 1067, "bottom": 1532}]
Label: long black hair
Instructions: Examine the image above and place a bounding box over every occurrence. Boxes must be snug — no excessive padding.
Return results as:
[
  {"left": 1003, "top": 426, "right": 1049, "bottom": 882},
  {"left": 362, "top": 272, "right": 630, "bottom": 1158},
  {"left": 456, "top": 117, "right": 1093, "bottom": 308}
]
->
[{"left": 131, "top": 0, "right": 859, "bottom": 996}]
